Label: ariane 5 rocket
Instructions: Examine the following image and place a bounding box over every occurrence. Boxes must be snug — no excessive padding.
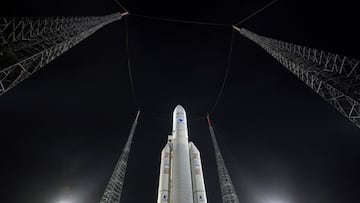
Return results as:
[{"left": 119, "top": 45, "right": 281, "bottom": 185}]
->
[{"left": 157, "top": 105, "right": 207, "bottom": 203}]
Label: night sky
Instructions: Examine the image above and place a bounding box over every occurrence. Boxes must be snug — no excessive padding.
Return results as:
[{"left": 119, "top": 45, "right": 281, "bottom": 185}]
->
[{"left": 1, "top": 0, "right": 360, "bottom": 203}]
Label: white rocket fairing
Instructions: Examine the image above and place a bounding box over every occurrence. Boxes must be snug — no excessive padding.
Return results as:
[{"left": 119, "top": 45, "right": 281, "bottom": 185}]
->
[{"left": 157, "top": 105, "right": 207, "bottom": 203}]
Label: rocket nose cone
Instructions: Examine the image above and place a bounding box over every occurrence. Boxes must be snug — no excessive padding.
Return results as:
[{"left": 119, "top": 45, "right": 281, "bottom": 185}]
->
[
  {"left": 174, "top": 105, "right": 185, "bottom": 113},
  {"left": 172, "top": 105, "right": 188, "bottom": 133}
]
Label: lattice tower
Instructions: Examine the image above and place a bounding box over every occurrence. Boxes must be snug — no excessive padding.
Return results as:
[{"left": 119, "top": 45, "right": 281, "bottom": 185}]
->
[
  {"left": 207, "top": 116, "right": 240, "bottom": 203},
  {"left": 100, "top": 110, "right": 140, "bottom": 203},
  {"left": 0, "top": 12, "right": 126, "bottom": 95},
  {"left": 234, "top": 27, "right": 360, "bottom": 128}
]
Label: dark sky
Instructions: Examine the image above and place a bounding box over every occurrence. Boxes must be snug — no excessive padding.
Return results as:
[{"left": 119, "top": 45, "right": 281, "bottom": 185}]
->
[{"left": 1, "top": 0, "right": 360, "bottom": 203}]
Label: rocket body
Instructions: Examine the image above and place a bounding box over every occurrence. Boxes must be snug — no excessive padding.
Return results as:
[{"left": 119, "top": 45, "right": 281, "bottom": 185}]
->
[
  {"left": 172, "top": 105, "right": 193, "bottom": 203},
  {"left": 157, "top": 105, "right": 207, "bottom": 203}
]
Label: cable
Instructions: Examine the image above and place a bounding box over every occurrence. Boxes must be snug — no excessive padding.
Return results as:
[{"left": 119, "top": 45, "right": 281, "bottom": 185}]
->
[
  {"left": 122, "top": 14, "right": 234, "bottom": 123},
  {"left": 123, "top": 16, "right": 172, "bottom": 122},
  {"left": 209, "top": 29, "right": 235, "bottom": 115},
  {"left": 130, "top": 13, "right": 231, "bottom": 27},
  {"left": 125, "top": 16, "right": 138, "bottom": 107},
  {"left": 114, "top": 0, "right": 129, "bottom": 12},
  {"left": 235, "top": 0, "right": 278, "bottom": 25}
]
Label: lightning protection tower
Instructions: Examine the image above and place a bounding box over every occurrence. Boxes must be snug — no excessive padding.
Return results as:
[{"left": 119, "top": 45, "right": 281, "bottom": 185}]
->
[
  {"left": 234, "top": 27, "right": 360, "bottom": 128},
  {"left": 100, "top": 110, "right": 140, "bottom": 203},
  {"left": 207, "top": 115, "right": 240, "bottom": 203},
  {"left": 0, "top": 12, "right": 127, "bottom": 95}
]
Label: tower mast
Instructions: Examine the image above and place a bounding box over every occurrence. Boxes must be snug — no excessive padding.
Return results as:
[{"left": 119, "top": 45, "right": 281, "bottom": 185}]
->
[
  {"left": 234, "top": 26, "right": 360, "bottom": 128},
  {"left": 0, "top": 12, "right": 127, "bottom": 95},
  {"left": 100, "top": 110, "right": 140, "bottom": 203},
  {"left": 207, "top": 115, "right": 240, "bottom": 203}
]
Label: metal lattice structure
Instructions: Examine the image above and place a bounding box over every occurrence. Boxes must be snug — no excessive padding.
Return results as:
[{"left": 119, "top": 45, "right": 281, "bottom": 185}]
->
[
  {"left": 235, "top": 27, "right": 360, "bottom": 128},
  {"left": 207, "top": 116, "right": 240, "bottom": 203},
  {"left": 0, "top": 12, "right": 125, "bottom": 95},
  {"left": 100, "top": 110, "right": 140, "bottom": 203}
]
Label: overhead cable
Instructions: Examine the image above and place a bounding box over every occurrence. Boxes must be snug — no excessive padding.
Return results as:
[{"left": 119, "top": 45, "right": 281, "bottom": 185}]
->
[
  {"left": 125, "top": 16, "right": 138, "bottom": 107},
  {"left": 123, "top": 14, "right": 235, "bottom": 122},
  {"left": 130, "top": 13, "right": 231, "bottom": 27},
  {"left": 113, "top": 0, "right": 129, "bottom": 13},
  {"left": 209, "top": 29, "right": 235, "bottom": 115},
  {"left": 235, "top": 0, "right": 278, "bottom": 25}
]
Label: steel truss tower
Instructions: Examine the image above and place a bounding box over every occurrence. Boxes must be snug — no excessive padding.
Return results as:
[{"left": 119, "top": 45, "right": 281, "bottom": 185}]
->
[
  {"left": 207, "top": 116, "right": 240, "bottom": 203},
  {"left": 0, "top": 12, "right": 126, "bottom": 95},
  {"left": 234, "top": 27, "right": 360, "bottom": 128},
  {"left": 100, "top": 110, "right": 140, "bottom": 203}
]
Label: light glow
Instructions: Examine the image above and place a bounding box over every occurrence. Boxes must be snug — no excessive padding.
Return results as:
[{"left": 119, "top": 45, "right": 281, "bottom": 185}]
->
[
  {"left": 58, "top": 199, "right": 73, "bottom": 203},
  {"left": 268, "top": 200, "right": 286, "bottom": 203},
  {"left": 261, "top": 197, "right": 288, "bottom": 203}
]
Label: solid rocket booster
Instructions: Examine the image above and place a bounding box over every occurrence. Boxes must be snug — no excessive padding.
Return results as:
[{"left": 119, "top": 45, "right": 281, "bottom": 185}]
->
[
  {"left": 157, "top": 143, "right": 170, "bottom": 202},
  {"left": 189, "top": 143, "right": 207, "bottom": 203},
  {"left": 157, "top": 105, "right": 207, "bottom": 203}
]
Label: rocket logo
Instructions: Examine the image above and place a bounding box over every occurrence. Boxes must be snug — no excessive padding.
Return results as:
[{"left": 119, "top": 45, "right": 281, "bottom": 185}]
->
[{"left": 178, "top": 118, "right": 184, "bottom": 122}]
